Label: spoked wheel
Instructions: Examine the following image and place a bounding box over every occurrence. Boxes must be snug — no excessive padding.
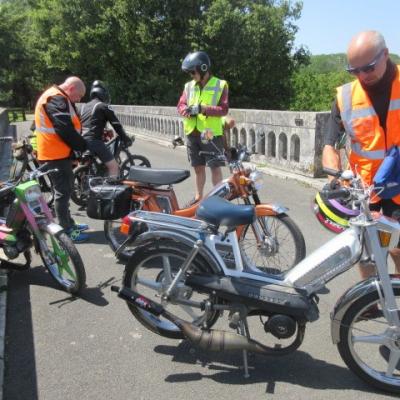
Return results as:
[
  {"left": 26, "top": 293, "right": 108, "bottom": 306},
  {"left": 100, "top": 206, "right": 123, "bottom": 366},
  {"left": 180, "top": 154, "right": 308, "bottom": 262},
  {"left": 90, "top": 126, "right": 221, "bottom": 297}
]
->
[
  {"left": 71, "top": 165, "right": 90, "bottom": 207},
  {"left": 27, "top": 160, "right": 54, "bottom": 206},
  {"left": 119, "top": 155, "right": 151, "bottom": 179},
  {"left": 38, "top": 174, "right": 54, "bottom": 207},
  {"left": 104, "top": 218, "right": 137, "bottom": 260},
  {"left": 337, "top": 287, "right": 400, "bottom": 394},
  {"left": 123, "top": 239, "right": 221, "bottom": 339},
  {"left": 116, "top": 149, "right": 132, "bottom": 165},
  {"left": 238, "top": 211, "right": 306, "bottom": 275},
  {"left": 38, "top": 231, "right": 86, "bottom": 294}
]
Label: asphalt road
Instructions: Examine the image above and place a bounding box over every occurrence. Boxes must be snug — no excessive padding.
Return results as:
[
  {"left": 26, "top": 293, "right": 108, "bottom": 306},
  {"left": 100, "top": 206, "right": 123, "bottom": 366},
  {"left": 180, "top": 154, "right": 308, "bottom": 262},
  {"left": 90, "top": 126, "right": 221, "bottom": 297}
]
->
[{"left": 3, "top": 123, "right": 397, "bottom": 400}]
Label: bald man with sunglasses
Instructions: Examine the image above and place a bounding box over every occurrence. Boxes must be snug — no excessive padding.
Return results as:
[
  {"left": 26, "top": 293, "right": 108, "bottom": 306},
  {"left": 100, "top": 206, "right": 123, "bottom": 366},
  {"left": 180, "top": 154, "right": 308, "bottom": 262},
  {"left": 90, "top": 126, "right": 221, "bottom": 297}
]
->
[{"left": 323, "top": 31, "right": 400, "bottom": 285}]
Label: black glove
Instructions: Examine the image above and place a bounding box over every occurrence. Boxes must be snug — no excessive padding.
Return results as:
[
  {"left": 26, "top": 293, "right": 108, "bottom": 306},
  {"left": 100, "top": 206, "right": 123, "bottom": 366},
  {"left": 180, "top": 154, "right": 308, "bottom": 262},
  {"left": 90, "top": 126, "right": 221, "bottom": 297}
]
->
[
  {"left": 322, "top": 178, "right": 341, "bottom": 192},
  {"left": 185, "top": 104, "right": 201, "bottom": 116},
  {"left": 122, "top": 135, "right": 133, "bottom": 147}
]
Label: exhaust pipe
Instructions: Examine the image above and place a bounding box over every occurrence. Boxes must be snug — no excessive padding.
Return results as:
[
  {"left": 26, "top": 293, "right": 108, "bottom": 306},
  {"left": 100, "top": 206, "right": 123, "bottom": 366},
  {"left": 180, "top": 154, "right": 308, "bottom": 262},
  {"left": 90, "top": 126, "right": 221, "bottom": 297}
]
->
[{"left": 112, "top": 285, "right": 280, "bottom": 356}]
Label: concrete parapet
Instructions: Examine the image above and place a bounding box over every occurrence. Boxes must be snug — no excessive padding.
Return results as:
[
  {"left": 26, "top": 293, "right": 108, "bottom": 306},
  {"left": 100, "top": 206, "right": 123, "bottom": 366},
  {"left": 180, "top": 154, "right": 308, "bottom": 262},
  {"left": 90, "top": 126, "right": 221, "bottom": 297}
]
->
[
  {"left": 0, "top": 109, "right": 13, "bottom": 181},
  {"left": 112, "top": 105, "right": 329, "bottom": 178},
  {"left": 0, "top": 109, "right": 8, "bottom": 138}
]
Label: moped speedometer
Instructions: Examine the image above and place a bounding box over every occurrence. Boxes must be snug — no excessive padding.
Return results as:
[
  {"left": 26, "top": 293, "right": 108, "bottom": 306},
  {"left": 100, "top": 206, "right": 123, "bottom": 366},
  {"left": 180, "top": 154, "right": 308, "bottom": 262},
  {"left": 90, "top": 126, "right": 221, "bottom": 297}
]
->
[{"left": 249, "top": 170, "right": 263, "bottom": 190}]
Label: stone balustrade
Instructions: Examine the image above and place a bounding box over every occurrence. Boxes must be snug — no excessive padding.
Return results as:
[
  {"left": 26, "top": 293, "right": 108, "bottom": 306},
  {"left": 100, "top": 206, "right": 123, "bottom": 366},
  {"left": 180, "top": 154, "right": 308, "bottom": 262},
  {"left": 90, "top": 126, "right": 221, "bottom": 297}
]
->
[
  {"left": 112, "top": 105, "right": 330, "bottom": 178},
  {"left": 0, "top": 108, "right": 13, "bottom": 181}
]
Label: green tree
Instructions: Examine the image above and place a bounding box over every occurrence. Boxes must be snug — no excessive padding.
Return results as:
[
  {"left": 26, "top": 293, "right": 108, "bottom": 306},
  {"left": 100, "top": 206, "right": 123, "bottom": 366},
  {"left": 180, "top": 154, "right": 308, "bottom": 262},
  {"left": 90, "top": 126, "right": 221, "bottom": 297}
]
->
[
  {"left": 190, "top": 0, "right": 308, "bottom": 109},
  {"left": 1, "top": 0, "right": 308, "bottom": 109},
  {"left": 0, "top": 0, "right": 33, "bottom": 107},
  {"left": 289, "top": 69, "right": 352, "bottom": 111}
]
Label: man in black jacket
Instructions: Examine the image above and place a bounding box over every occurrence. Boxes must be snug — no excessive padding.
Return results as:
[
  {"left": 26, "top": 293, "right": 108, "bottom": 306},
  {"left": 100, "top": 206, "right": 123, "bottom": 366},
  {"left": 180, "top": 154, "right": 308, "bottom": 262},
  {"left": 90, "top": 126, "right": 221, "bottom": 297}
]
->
[
  {"left": 34, "top": 76, "right": 90, "bottom": 242},
  {"left": 79, "top": 80, "right": 132, "bottom": 176}
]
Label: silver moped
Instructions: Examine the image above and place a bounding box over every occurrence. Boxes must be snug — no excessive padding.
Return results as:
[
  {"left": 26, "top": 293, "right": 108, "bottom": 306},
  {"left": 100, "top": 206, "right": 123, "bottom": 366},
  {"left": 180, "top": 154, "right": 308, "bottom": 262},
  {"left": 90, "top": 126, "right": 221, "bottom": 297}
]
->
[{"left": 112, "top": 169, "right": 400, "bottom": 394}]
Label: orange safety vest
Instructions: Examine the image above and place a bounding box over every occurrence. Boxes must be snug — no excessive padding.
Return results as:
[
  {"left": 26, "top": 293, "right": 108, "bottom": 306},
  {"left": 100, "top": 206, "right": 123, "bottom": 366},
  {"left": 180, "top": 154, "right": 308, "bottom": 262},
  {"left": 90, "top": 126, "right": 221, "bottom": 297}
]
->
[
  {"left": 34, "top": 86, "right": 81, "bottom": 161},
  {"left": 336, "top": 65, "right": 400, "bottom": 204}
]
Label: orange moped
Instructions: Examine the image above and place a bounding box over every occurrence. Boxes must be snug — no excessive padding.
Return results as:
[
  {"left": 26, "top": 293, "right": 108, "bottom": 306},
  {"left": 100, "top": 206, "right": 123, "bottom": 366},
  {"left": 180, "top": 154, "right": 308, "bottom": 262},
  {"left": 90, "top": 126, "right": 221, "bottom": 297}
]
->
[{"left": 104, "top": 140, "right": 305, "bottom": 274}]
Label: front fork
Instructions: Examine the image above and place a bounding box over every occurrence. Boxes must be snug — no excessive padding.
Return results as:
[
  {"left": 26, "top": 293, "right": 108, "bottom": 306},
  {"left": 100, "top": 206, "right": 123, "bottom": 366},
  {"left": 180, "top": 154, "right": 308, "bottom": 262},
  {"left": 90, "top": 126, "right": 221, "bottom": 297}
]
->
[
  {"left": 237, "top": 195, "right": 284, "bottom": 251},
  {"left": 368, "top": 226, "right": 400, "bottom": 326}
]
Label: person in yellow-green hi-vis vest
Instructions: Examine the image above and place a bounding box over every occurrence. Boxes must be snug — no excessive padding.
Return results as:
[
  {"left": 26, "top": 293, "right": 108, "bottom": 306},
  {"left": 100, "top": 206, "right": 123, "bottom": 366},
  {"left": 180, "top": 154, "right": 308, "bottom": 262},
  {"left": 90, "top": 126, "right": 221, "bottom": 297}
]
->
[{"left": 177, "top": 51, "right": 229, "bottom": 206}]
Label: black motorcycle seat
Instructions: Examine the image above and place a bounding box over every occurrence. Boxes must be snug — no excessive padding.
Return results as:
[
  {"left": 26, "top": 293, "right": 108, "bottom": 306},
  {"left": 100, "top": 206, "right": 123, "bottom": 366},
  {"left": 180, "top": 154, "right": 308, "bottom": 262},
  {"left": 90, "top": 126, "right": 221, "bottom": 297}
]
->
[
  {"left": 196, "top": 196, "right": 255, "bottom": 228},
  {"left": 127, "top": 166, "right": 190, "bottom": 186}
]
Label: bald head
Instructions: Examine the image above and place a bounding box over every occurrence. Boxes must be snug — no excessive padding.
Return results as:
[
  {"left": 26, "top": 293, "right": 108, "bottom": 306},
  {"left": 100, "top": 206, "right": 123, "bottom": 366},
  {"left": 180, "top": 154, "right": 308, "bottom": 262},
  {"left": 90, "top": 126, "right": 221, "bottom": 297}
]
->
[
  {"left": 346, "top": 31, "right": 389, "bottom": 86},
  {"left": 59, "top": 76, "right": 86, "bottom": 103}
]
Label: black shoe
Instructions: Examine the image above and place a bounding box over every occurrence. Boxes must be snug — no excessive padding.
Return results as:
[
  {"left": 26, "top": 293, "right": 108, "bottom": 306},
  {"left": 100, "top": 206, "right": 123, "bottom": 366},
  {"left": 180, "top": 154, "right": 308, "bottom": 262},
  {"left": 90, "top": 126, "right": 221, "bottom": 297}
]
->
[{"left": 379, "top": 345, "right": 400, "bottom": 370}]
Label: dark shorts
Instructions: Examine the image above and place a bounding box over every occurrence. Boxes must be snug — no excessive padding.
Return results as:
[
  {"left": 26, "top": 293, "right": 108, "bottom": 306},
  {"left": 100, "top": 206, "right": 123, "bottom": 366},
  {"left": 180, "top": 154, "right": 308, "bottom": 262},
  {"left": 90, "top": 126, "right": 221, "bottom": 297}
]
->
[
  {"left": 85, "top": 139, "right": 114, "bottom": 163},
  {"left": 369, "top": 199, "right": 400, "bottom": 219},
  {"left": 186, "top": 133, "right": 225, "bottom": 168}
]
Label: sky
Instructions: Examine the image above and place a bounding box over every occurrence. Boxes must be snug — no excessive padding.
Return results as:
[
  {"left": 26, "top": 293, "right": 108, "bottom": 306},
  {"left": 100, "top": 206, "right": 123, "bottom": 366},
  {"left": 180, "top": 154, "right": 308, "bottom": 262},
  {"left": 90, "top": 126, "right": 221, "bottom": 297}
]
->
[{"left": 294, "top": 0, "right": 400, "bottom": 56}]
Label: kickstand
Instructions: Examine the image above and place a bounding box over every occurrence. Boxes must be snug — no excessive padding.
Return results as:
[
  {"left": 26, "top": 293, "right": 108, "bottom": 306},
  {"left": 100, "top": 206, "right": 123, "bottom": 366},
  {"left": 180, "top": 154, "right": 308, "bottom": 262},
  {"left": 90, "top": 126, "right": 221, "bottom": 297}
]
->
[{"left": 238, "top": 318, "right": 251, "bottom": 378}]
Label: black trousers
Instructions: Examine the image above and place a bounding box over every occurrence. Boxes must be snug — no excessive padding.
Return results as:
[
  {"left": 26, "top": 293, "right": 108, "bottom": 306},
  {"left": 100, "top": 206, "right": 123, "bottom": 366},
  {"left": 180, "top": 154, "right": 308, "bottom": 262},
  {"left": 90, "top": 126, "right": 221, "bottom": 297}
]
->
[{"left": 45, "top": 159, "right": 75, "bottom": 229}]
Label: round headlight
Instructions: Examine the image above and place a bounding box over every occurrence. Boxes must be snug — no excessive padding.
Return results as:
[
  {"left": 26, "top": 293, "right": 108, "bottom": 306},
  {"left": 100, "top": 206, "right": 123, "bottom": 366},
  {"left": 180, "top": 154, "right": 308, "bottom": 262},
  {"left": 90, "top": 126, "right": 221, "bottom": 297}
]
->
[
  {"left": 25, "top": 185, "right": 42, "bottom": 202},
  {"left": 249, "top": 170, "right": 263, "bottom": 190}
]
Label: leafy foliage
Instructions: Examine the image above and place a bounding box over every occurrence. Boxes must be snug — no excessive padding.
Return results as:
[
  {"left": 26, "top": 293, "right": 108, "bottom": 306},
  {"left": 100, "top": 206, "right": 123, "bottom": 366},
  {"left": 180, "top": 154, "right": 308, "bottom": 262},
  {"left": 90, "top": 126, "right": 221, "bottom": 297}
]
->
[
  {"left": 2, "top": 1, "right": 398, "bottom": 112},
  {"left": 289, "top": 52, "right": 400, "bottom": 111},
  {"left": 0, "top": 0, "right": 307, "bottom": 110}
]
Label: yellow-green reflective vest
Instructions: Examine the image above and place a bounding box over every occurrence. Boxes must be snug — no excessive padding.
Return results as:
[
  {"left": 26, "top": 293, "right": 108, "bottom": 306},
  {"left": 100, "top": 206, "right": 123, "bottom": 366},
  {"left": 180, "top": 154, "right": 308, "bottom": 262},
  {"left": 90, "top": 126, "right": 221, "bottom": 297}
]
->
[{"left": 183, "top": 76, "right": 227, "bottom": 136}]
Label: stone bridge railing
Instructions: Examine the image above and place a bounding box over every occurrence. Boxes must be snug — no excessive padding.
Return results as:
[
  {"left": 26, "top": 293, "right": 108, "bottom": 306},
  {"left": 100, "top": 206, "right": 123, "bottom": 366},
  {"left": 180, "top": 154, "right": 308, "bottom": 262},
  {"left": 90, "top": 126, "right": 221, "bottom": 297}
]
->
[
  {"left": 0, "top": 108, "right": 14, "bottom": 181},
  {"left": 112, "top": 105, "right": 329, "bottom": 178}
]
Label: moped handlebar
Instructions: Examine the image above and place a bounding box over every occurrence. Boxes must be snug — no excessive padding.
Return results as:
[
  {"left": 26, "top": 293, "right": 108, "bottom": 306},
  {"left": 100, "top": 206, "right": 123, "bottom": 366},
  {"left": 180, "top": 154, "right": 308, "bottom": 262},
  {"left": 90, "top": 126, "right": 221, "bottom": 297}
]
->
[
  {"left": 322, "top": 167, "right": 343, "bottom": 178},
  {"left": 29, "top": 166, "right": 58, "bottom": 181},
  {"left": 323, "top": 187, "right": 350, "bottom": 199}
]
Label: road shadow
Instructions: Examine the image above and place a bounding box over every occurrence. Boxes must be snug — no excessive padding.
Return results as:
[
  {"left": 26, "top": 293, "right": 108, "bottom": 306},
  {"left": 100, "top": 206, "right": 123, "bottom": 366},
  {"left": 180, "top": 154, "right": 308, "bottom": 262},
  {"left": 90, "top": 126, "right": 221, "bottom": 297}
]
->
[
  {"left": 6, "top": 265, "right": 110, "bottom": 307},
  {"left": 3, "top": 271, "right": 38, "bottom": 400},
  {"left": 82, "top": 229, "right": 109, "bottom": 246},
  {"left": 154, "top": 341, "right": 396, "bottom": 396}
]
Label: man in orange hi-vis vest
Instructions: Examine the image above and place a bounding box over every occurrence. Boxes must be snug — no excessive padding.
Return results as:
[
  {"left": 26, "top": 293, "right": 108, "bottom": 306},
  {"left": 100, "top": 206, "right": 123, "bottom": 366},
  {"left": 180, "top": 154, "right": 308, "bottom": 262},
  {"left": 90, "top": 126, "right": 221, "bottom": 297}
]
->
[
  {"left": 34, "top": 76, "right": 89, "bottom": 243},
  {"left": 322, "top": 31, "right": 400, "bottom": 326}
]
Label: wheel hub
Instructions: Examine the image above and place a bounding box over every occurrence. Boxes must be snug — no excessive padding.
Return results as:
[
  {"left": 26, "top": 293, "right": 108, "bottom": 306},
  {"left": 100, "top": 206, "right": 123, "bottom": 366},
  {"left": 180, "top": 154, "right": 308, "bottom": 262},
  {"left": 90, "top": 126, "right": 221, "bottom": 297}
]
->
[
  {"left": 259, "top": 236, "right": 279, "bottom": 256},
  {"left": 156, "top": 271, "right": 193, "bottom": 300}
]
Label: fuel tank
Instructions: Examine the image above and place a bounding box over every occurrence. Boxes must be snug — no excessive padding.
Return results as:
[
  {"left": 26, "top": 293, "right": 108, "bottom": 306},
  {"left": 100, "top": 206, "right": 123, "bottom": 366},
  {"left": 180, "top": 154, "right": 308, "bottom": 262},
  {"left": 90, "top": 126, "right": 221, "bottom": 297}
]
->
[{"left": 284, "top": 228, "right": 362, "bottom": 295}]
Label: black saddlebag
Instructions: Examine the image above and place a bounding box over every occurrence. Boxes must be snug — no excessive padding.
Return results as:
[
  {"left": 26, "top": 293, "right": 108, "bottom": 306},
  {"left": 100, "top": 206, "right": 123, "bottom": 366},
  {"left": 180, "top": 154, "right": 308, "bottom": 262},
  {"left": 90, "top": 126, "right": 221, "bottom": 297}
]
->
[{"left": 87, "top": 183, "right": 132, "bottom": 220}]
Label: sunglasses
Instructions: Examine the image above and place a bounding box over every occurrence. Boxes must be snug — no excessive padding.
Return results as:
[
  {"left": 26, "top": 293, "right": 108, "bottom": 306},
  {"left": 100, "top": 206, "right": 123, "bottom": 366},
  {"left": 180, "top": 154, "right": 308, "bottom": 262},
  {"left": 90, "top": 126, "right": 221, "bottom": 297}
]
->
[{"left": 346, "top": 50, "right": 385, "bottom": 75}]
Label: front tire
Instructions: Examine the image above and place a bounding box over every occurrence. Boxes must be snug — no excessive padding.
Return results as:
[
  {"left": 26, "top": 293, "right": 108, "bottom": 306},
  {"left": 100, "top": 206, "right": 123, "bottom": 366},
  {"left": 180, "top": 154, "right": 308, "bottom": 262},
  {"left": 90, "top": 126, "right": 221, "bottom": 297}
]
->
[
  {"left": 119, "top": 155, "right": 151, "bottom": 179},
  {"left": 239, "top": 212, "right": 306, "bottom": 275},
  {"left": 337, "top": 287, "right": 400, "bottom": 394},
  {"left": 38, "top": 231, "right": 86, "bottom": 294},
  {"left": 123, "top": 239, "right": 221, "bottom": 339}
]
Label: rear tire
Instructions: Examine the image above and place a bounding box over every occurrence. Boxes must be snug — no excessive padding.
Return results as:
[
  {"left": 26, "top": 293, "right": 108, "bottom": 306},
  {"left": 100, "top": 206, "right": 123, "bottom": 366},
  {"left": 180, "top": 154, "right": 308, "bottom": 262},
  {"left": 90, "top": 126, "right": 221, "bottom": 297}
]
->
[
  {"left": 104, "top": 219, "right": 135, "bottom": 261},
  {"left": 123, "top": 239, "right": 221, "bottom": 339},
  {"left": 71, "top": 165, "right": 90, "bottom": 207},
  {"left": 38, "top": 231, "right": 86, "bottom": 294}
]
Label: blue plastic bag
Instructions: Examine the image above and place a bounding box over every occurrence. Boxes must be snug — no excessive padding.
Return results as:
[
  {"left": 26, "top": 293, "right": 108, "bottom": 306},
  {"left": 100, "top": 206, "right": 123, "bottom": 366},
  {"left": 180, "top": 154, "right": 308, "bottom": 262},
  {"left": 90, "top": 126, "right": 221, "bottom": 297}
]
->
[{"left": 373, "top": 146, "right": 400, "bottom": 199}]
